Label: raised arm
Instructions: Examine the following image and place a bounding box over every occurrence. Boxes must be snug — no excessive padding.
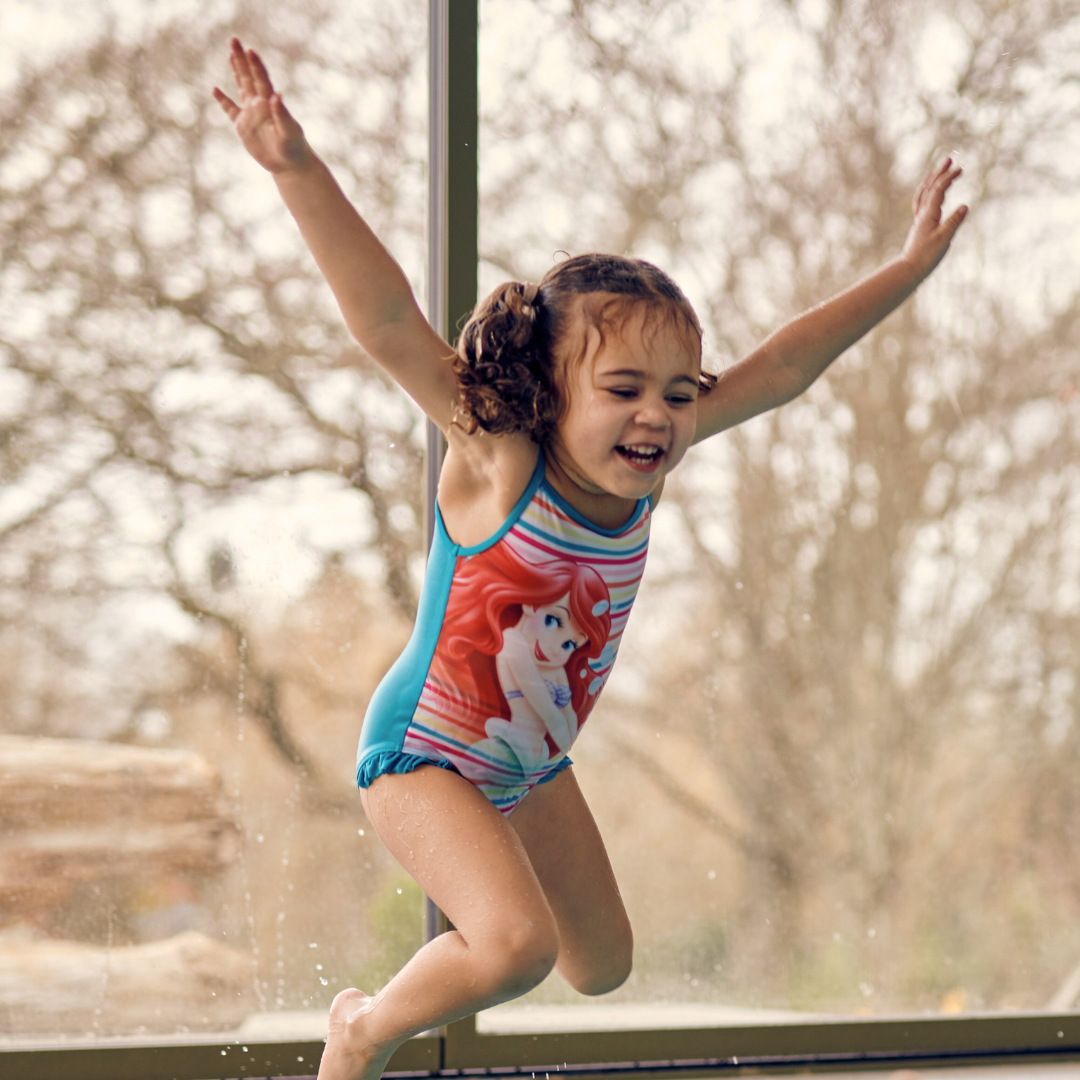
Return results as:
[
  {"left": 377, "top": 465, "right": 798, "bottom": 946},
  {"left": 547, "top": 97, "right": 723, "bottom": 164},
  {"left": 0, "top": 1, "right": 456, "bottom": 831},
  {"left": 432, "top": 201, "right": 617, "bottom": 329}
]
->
[
  {"left": 693, "top": 159, "right": 968, "bottom": 443},
  {"left": 213, "top": 39, "right": 458, "bottom": 431}
]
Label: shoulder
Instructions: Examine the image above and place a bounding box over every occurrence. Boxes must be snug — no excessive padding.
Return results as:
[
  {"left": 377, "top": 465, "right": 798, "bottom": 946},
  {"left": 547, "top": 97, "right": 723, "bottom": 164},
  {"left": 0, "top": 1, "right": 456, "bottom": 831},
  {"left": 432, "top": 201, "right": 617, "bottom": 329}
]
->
[{"left": 438, "top": 426, "right": 541, "bottom": 548}]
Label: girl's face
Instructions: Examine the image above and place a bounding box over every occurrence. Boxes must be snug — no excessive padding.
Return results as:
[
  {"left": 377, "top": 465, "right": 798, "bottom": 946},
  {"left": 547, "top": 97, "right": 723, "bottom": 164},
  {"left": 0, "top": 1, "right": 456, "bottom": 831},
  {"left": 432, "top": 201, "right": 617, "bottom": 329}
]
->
[
  {"left": 550, "top": 302, "right": 700, "bottom": 501},
  {"left": 518, "top": 593, "right": 587, "bottom": 670}
]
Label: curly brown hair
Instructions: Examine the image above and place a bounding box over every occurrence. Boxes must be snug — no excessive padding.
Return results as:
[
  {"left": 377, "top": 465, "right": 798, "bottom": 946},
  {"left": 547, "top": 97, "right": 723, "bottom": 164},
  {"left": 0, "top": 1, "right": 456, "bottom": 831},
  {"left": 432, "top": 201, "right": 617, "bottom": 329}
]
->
[{"left": 453, "top": 254, "right": 713, "bottom": 444}]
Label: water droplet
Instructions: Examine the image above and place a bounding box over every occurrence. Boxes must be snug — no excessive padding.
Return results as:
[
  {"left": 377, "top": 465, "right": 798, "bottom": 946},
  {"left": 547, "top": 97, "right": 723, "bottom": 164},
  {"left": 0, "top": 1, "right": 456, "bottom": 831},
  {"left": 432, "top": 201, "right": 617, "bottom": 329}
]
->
[
  {"left": 707, "top": 870, "right": 716, "bottom": 880},
  {"left": 309, "top": 942, "right": 318, "bottom": 948},
  {"left": 316, "top": 964, "right": 323, "bottom": 971},
  {"left": 256, "top": 834, "right": 264, "bottom": 843},
  {"left": 396, "top": 887, "right": 403, "bottom": 894},
  {"left": 358, "top": 828, "right": 365, "bottom": 836},
  {"left": 320, "top": 977, "right": 328, "bottom": 986}
]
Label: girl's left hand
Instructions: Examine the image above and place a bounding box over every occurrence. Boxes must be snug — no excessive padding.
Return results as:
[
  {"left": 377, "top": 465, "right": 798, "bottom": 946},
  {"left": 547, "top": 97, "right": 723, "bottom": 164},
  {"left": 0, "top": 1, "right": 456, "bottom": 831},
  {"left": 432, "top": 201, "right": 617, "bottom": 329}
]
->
[{"left": 901, "top": 157, "right": 968, "bottom": 280}]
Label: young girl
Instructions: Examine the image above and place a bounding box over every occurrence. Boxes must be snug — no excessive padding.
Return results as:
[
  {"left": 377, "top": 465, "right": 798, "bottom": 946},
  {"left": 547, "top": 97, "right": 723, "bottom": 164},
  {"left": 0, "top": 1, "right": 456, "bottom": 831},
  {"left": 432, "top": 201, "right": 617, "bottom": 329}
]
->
[{"left": 214, "top": 38, "right": 967, "bottom": 1080}]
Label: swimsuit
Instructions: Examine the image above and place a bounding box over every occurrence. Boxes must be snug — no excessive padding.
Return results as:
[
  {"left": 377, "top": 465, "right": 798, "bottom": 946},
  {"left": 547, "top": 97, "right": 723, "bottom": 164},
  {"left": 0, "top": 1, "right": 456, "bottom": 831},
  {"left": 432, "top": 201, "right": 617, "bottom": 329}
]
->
[{"left": 356, "top": 450, "right": 651, "bottom": 814}]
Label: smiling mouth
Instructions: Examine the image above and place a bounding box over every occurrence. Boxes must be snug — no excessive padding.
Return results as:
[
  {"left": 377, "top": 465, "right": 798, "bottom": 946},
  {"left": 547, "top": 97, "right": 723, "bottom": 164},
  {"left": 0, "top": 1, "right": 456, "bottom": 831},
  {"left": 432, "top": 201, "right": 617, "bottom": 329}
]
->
[
  {"left": 534, "top": 640, "right": 549, "bottom": 662},
  {"left": 616, "top": 444, "right": 663, "bottom": 470}
]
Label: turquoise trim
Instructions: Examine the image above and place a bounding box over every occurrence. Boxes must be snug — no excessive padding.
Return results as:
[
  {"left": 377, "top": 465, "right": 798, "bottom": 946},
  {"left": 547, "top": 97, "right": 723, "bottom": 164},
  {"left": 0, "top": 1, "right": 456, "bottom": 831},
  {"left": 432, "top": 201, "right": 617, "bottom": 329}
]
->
[
  {"left": 356, "top": 519, "right": 459, "bottom": 774},
  {"left": 355, "top": 447, "right": 547, "bottom": 780},
  {"left": 535, "top": 755, "right": 573, "bottom": 785},
  {"left": 452, "top": 447, "right": 546, "bottom": 556},
  {"left": 356, "top": 750, "right": 456, "bottom": 789},
  {"left": 540, "top": 476, "right": 648, "bottom": 536}
]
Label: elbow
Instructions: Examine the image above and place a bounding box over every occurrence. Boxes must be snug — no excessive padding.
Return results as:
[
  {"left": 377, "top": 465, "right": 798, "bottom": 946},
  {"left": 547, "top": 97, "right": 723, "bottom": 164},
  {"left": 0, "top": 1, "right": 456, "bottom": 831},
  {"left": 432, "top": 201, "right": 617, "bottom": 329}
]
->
[
  {"left": 344, "top": 297, "right": 424, "bottom": 358},
  {"left": 776, "top": 360, "right": 817, "bottom": 405}
]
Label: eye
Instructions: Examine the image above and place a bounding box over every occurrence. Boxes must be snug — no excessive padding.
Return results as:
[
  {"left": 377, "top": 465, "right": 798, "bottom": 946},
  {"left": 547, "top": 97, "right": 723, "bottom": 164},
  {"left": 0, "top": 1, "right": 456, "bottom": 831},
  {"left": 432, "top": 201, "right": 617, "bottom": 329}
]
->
[
  {"left": 562, "top": 639, "right": 576, "bottom": 652},
  {"left": 607, "top": 387, "right": 638, "bottom": 400},
  {"left": 667, "top": 393, "right": 696, "bottom": 406},
  {"left": 545, "top": 613, "right": 562, "bottom": 628}
]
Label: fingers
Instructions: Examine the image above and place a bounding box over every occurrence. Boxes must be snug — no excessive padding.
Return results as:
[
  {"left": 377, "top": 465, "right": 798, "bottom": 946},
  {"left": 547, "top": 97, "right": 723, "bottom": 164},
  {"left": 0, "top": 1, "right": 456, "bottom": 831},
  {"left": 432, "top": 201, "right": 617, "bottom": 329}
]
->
[
  {"left": 915, "top": 158, "right": 962, "bottom": 225},
  {"left": 940, "top": 203, "right": 969, "bottom": 242},
  {"left": 226, "top": 36, "right": 282, "bottom": 126},
  {"left": 228, "top": 37, "right": 255, "bottom": 102},
  {"left": 246, "top": 47, "right": 276, "bottom": 100},
  {"left": 914, "top": 156, "right": 958, "bottom": 215},
  {"left": 212, "top": 86, "right": 241, "bottom": 121}
]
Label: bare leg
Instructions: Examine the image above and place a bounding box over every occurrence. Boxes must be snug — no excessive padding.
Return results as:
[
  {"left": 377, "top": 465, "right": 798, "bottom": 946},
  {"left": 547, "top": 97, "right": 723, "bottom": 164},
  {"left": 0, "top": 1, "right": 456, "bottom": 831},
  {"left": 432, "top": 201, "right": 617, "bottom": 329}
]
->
[
  {"left": 510, "top": 767, "right": 633, "bottom": 995},
  {"left": 317, "top": 766, "right": 560, "bottom": 1080}
]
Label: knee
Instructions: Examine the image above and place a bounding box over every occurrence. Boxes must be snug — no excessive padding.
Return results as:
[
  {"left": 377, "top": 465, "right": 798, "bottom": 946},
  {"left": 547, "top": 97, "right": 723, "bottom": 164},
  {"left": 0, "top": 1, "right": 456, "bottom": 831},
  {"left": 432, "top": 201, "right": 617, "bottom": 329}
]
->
[
  {"left": 485, "top": 915, "right": 560, "bottom": 997},
  {"left": 566, "top": 923, "right": 633, "bottom": 996},
  {"left": 573, "top": 956, "right": 632, "bottom": 996}
]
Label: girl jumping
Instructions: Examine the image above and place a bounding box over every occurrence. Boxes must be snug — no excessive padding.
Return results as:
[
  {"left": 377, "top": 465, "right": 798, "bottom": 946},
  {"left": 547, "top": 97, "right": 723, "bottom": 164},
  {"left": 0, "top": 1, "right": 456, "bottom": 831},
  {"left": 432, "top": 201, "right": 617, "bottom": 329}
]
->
[{"left": 214, "top": 37, "right": 967, "bottom": 1080}]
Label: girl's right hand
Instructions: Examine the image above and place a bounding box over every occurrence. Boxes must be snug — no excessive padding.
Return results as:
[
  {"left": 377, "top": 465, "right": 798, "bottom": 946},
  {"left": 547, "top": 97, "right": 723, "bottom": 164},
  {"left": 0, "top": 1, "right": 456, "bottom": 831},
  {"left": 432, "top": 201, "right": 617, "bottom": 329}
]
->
[{"left": 213, "top": 38, "right": 311, "bottom": 174}]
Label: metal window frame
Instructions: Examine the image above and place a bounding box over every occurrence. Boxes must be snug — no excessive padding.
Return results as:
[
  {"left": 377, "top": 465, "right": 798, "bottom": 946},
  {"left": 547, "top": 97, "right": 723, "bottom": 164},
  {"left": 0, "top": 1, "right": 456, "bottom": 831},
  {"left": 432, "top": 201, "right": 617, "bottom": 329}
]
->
[{"left": 7, "top": 2, "right": 1080, "bottom": 1077}]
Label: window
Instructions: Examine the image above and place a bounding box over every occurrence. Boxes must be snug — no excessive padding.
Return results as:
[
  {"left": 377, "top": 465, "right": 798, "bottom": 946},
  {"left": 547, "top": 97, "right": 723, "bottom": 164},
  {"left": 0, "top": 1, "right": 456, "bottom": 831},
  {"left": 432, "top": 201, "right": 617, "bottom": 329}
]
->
[
  {"left": 4, "top": 0, "right": 1080, "bottom": 1075},
  {"left": 0, "top": 0, "right": 431, "bottom": 1062}
]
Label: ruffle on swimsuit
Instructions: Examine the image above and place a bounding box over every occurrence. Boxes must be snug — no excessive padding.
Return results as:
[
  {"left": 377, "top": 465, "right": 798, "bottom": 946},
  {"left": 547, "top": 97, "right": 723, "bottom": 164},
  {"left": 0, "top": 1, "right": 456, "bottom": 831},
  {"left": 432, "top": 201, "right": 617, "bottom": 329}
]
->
[{"left": 356, "top": 749, "right": 572, "bottom": 790}]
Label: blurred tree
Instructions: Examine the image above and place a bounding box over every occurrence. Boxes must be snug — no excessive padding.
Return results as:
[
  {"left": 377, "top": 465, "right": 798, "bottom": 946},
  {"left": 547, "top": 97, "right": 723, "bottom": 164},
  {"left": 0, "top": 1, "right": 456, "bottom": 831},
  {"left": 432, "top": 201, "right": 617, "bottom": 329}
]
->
[
  {"left": 4, "top": 0, "right": 1080, "bottom": 1017},
  {"left": 0, "top": 1, "right": 428, "bottom": 804},
  {"left": 481, "top": 0, "right": 1080, "bottom": 1009}
]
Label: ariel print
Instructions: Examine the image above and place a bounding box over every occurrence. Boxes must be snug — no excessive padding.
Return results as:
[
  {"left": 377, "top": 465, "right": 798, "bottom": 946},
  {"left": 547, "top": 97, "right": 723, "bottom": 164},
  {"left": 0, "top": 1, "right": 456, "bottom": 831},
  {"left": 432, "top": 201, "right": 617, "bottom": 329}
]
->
[
  {"left": 357, "top": 452, "right": 653, "bottom": 815},
  {"left": 431, "top": 543, "right": 612, "bottom": 774}
]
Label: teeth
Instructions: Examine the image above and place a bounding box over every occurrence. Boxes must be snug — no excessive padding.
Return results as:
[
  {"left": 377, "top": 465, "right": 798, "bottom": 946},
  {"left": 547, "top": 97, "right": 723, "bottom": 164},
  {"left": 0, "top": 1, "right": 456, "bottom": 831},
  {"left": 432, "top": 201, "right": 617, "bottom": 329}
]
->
[{"left": 619, "top": 445, "right": 660, "bottom": 460}]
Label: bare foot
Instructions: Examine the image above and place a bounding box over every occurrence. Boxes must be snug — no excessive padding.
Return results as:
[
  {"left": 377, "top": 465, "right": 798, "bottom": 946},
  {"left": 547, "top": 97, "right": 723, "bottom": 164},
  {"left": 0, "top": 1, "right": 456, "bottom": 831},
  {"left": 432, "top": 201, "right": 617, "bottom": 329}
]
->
[{"left": 317, "top": 988, "right": 398, "bottom": 1080}]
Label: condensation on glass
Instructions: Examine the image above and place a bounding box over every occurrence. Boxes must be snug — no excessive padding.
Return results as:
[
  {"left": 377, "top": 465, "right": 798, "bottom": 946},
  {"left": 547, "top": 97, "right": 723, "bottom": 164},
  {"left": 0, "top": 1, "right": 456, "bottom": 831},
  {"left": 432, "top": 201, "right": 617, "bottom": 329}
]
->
[
  {"left": 0, "top": 0, "right": 428, "bottom": 1045},
  {"left": 3, "top": 0, "right": 1080, "bottom": 1054},
  {"left": 475, "top": 0, "right": 1080, "bottom": 1033}
]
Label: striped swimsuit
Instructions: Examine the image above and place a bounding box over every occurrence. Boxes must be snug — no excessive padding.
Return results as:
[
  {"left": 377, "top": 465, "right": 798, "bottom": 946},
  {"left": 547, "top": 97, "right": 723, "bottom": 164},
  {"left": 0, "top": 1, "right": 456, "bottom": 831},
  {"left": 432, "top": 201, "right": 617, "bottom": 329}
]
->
[{"left": 356, "top": 450, "right": 651, "bottom": 814}]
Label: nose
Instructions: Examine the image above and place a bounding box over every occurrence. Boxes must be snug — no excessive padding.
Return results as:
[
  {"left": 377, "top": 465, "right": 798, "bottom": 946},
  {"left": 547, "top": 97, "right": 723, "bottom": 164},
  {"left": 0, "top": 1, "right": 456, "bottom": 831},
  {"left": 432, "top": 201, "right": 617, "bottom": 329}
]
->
[{"left": 633, "top": 396, "right": 671, "bottom": 429}]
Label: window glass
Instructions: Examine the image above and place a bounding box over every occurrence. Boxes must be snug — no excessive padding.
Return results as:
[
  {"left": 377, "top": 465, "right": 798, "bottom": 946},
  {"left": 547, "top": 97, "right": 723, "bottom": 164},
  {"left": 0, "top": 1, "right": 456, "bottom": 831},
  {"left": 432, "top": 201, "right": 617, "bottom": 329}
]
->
[
  {"left": 478, "top": 0, "right": 1080, "bottom": 1031},
  {"left": 0, "top": 0, "right": 427, "bottom": 1045}
]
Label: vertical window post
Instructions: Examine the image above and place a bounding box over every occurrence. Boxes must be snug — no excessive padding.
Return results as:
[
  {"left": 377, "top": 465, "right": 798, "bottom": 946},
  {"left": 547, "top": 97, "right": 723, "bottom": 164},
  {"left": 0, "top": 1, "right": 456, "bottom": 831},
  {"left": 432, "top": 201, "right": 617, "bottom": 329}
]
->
[{"left": 425, "top": 0, "right": 478, "bottom": 945}]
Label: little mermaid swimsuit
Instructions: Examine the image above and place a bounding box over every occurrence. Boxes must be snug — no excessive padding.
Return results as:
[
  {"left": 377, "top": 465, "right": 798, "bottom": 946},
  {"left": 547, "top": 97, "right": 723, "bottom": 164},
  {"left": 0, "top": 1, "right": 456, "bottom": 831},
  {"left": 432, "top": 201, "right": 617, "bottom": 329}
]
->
[{"left": 356, "top": 450, "right": 652, "bottom": 814}]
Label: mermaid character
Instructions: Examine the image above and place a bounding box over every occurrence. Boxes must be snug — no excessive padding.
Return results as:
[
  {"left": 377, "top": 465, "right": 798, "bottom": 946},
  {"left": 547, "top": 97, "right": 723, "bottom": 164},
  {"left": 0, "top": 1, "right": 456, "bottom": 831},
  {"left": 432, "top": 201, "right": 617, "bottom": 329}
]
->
[{"left": 431, "top": 543, "right": 612, "bottom": 773}]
